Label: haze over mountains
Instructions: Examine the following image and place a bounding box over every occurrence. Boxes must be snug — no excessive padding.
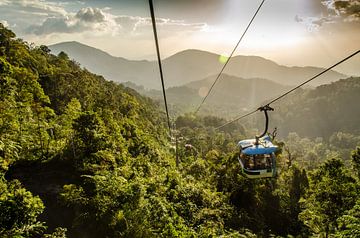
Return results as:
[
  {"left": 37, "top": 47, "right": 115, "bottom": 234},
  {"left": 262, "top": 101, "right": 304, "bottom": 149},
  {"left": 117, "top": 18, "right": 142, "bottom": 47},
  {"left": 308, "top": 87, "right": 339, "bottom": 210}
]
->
[
  {"left": 49, "top": 41, "right": 347, "bottom": 89},
  {"left": 124, "top": 74, "right": 293, "bottom": 118}
]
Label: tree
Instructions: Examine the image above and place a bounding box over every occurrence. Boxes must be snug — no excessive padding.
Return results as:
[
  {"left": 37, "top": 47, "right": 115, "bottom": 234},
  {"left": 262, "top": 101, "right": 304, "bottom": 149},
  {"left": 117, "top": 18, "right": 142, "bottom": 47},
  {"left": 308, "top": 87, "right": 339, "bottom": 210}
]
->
[
  {"left": 71, "top": 111, "right": 109, "bottom": 170},
  {"left": 299, "top": 158, "right": 358, "bottom": 237},
  {"left": 0, "top": 178, "right": 45, "bottom": 237},
  {"left": 0, "top": 23, "right": 16, "bottom": 55},
  {"left": 275, "top": 164, "right": 309, "bottom": 235},
  {"left": 336, "top": 199, "right": 360, "bottom": 238},
  {"left": 352, "top": 147, "right": 360, "bottom": 179}
]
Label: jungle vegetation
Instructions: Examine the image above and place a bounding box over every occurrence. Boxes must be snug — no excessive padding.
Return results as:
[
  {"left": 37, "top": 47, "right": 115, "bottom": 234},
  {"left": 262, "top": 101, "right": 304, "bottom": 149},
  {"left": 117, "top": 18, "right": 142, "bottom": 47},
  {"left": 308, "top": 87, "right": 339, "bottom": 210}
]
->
[{"left": 1, "top": 24, "right": 359, "bottom": 238}]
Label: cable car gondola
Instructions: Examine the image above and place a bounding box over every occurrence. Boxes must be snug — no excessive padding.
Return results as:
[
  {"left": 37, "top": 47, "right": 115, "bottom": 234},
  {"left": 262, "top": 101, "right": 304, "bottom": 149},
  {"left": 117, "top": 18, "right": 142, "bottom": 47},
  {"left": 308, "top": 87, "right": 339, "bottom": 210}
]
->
[
  {"left": 238, "top": 135, "right": 277, "bottom": 178},
  {"left": 237, "top": 105, "right": 278, "bottom": 179}
]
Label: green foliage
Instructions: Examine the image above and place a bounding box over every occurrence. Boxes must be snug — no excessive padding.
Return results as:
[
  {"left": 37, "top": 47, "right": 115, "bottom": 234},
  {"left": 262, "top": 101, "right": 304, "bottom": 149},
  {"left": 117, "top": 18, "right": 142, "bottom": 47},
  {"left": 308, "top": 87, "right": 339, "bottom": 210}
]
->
[
  {"left": 72, "top": 111, "right": 108, "bottom": 157},
  {"left": 352, "top": 147, "right": 360, "bottom": 179},
  {"left": 272, "top": 77, "right": 360, "bottom": 138},
  {"left": 43, "top": 228, "right": 68, "bottom": 238},
  {"left": 0, "top": 178, "right": 46, "bottom": 237},
  {"left": 1, "top": 24, "right": 359, "bottom": 238},
  {"left": 299, "top": 158, "right": 358, "bottom": 236},
  {"left": 176, "top": 113, "right": 245, "bottom": 135},
  {"left": 336, "top": 199, "right": 360, "bottom": 238},
  {"left": 275, "top": 165, "right": 309, "bottom": 235},
  {"left": 60, "top": 167, "right": 232, "bottom": 237}
]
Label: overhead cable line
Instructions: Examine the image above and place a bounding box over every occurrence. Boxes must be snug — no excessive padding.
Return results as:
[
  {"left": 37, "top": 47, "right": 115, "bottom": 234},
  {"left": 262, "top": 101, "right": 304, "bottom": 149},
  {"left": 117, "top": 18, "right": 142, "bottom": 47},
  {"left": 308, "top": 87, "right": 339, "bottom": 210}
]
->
[
  {"left": 215, "top": 49, "right": 360, "bottom": 130},
  {"left": 265, "top": 50, "right": 360, "bottom": 106},
  {"left": 194, "top": 0, "right": 266, "bottom": 114},
  {"left": 149, "top": 0, "right": 172, "bottom": 135},
  {"left": 215, "top": 109, "right": 259, "bottom": 130}
]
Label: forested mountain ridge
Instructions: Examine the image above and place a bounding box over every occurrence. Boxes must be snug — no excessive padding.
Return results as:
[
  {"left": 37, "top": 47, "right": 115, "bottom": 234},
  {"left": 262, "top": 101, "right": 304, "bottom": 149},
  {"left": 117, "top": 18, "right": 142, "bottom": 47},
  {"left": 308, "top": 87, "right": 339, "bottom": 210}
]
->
[
  {"left": 184, "top": 74, "right": 292, "bottom": 113},
  {"left": 1, "top": 24, "right": 360, "bottom": 238},
  {"left": 0, "top": 24, "right": 175, "bottom": 237},
  {"left": 270, "top": 76, "right": 360, "bottom": 138},
  {"left": 125, "top": 75, "right": 359, "bottom": 140},
  {"left": 49, "top": 41, "right": 347, "bottom": 89},
  {"left": 124, "top": 74, "right": 292, "bottom": 117}
]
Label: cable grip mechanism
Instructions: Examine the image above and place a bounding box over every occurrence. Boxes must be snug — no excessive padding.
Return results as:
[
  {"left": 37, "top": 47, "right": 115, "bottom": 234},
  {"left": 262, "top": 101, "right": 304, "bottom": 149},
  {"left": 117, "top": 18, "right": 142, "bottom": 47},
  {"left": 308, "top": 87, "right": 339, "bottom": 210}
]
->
[{"left": 255, "top": 105, "right": 274, "bottom": 145}]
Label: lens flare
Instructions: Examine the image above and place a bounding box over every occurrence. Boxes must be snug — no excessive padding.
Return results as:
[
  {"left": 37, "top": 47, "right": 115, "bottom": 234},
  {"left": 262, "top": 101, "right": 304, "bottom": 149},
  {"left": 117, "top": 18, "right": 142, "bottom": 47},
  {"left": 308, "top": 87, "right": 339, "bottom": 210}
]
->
[{"left": 218, "top": 55, "right": 229, "bottom": 64}]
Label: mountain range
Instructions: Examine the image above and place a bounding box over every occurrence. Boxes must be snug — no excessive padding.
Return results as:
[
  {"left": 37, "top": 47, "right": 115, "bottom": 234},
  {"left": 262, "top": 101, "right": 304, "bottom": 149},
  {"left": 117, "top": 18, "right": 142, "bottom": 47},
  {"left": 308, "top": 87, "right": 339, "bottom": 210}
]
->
[
  {"left": 49, "top": 41, "right": 347, "bottom": 89},
  {"left": 124, "top": 74, "right": 293, "bottom": 118}
]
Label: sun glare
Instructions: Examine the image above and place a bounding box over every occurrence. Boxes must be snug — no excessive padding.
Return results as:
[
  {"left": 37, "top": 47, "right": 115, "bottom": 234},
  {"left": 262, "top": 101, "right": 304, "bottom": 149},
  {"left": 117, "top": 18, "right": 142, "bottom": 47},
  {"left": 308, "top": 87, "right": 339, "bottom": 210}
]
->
[{"left": 218, "top": 54, "right": 229, "bottom": 64}]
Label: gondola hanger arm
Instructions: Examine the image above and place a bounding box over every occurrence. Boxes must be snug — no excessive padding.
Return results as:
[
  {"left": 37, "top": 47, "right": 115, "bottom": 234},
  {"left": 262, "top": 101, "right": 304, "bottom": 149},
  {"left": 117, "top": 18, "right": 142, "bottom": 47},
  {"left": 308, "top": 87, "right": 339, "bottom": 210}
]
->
[{"left": 255, "top": 105, "right": 274, "bottom": 145}]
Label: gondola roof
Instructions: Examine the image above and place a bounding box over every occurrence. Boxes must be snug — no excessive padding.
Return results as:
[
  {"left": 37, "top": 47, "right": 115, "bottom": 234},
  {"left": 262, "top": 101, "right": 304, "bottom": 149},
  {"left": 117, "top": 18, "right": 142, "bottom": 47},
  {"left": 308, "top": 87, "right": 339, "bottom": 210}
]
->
[{"left": 237, "top": 136, "right": 277, "bottom": 155}]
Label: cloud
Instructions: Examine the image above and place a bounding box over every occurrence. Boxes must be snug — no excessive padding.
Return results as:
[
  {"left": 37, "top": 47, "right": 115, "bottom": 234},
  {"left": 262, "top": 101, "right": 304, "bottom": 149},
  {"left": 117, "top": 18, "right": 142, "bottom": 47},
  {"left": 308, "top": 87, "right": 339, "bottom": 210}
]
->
[
  {"left": 295, "top": 0, "right": 359, "bottom": 31},
  {"left": 312, "top": 16, "right": 335, "bottom": 26},
  {"left": 322, "top": 0, "right": 360, "bottom": 22},
  {"left": 75, "top": 7, "right": 105, "bottom": 23},
  {"left": 26, "top": 6, "right": 208, "bottom": 38},
  {"left": 334, "top": 0, "right": 360, "bottom": 21},
  {"left": 28, "top": 16, "right": 78, "bottom": 35},
  {"left": 0, "top": 0, "right": 69, "bottom": 33},
  {"left": 26, "top": 7, "right": 119, "bottom": 35},
  {"left": 115, "top": 15, "right": 144, "bottom": 32},
  {"left": 115, "top": 15, "right": 208, "bottom": 36},
  {"left": 294, "top": 15, "right": 304, "bottom": 23},
  {"left": 295, "top": 15, "right": 334, "bottom": 31},
  {"left": 0, "top": 1, "right": 11, "bottom": 6},
  {"left": 2, "top": 0, "right": 67, "bottom": 16}
]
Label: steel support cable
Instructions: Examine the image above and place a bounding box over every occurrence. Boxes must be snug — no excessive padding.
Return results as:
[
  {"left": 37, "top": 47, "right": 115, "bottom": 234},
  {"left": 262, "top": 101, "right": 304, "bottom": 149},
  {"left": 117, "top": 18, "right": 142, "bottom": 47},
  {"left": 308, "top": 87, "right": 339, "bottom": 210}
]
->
[
  {"left": 265, "top": 50, "right": 360, "bottom": 106},
  {"left": 194, "top": 0, "right": 266, "bottom": 114},
  {"left": 215, "top": 49, "right": 360, "bottom": 130},
  {"left": 214, "top": 108, "right": 259, "bottom": 130},
  {"left": 149, "top": 0, "right": 172, "bottom": 135}
]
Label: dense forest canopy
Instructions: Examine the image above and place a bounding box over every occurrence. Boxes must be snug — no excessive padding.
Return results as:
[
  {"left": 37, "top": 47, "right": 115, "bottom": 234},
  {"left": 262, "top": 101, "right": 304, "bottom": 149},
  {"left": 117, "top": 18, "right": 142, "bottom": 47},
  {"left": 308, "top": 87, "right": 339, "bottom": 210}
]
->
[
  {"left": 0, "top": 23, "right": 360, "bottom": 238},
  {"left": 127, "top": 75, "right": 360, "bottom": 141},
  {"left": 269, "top": 77, "right": 360, "bottom": 138}
]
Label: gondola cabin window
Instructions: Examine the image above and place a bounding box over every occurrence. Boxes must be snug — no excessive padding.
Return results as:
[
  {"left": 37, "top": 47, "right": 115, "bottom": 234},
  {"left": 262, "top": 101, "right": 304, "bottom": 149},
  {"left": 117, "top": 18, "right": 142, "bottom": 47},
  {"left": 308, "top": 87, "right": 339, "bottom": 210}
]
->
[{"left": 242, "top": 153, "right": 273, "bottom": 171}]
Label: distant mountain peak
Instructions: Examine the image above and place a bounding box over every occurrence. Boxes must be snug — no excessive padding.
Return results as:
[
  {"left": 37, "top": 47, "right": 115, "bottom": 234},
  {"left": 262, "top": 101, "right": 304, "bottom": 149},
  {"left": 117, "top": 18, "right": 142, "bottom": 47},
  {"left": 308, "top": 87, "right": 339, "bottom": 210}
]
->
[
  {"left": 48, "top": 41, "right": 347, "bottom": 89},
  {"left": 49, "top": 41, "right": 119, "bottom": 59},
  {"left": 51, "top": 41, "right": 91, "bottom": 48}
]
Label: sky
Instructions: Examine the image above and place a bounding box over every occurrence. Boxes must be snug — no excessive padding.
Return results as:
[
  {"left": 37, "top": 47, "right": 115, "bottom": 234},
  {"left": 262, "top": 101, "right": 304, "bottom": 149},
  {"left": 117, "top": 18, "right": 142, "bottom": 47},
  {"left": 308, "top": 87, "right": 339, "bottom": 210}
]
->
[{"left": 0, "top": 0, "right": 359, "bottom": 75}]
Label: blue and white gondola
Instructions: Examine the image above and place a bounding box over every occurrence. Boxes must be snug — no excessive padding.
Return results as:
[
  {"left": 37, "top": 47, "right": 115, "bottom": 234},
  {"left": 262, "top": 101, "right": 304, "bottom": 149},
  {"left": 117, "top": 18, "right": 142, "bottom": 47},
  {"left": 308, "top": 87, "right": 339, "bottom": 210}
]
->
[{"left": 237, "top": 135, "right": 277, "bottom": 179}]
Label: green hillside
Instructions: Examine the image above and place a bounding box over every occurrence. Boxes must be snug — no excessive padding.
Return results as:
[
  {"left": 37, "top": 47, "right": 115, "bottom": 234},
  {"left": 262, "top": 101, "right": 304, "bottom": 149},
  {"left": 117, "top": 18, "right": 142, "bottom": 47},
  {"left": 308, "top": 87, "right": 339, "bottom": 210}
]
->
[
  {"left": 185, "top": 74, "right": 292, "bottom": 116},
  {"left": 125, "top": 75, "right": 359, "bottom": 141},
  {"left": 124, "top": 74, "right": 292, "bottom": 118},
  {"left": 268, "top": 77, "right": 360, "bottom": 138},
  {"left": 49, "top": 41, "right": 347, "bottom": 89},
  {"left": 1, "top": 24, "right": 360, "bottom": 238}
]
